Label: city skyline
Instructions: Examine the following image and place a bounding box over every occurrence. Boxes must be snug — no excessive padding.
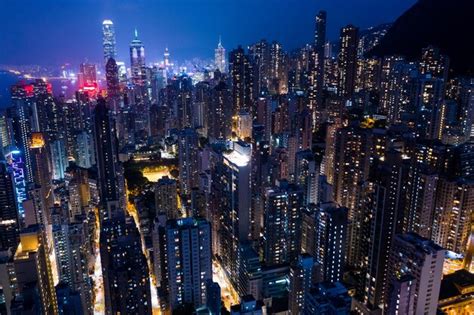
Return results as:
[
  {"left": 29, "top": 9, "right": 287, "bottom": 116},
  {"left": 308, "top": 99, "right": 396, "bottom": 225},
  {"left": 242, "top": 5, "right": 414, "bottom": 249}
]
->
[
  {"left": 0, "top": 0, "right": 416, "bottom": 66},
  {"left": 1, "top": 0, "right": 474, "bottom": 314}
]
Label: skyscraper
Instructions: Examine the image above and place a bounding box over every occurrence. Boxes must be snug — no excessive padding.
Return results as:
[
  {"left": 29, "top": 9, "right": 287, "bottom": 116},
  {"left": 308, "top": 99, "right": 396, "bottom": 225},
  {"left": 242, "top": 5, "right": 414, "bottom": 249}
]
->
[
  {"left": 404, "top": 165, "right": 438, "bottom": 239},
  {"left": 78, "top": 63, "right": 97, "bottom": 92},
  {"left": 49, "top": 139, "right": 67, "bottom": 180},
  {"left": 4, "top": 149, "right": 27, "bottom": 220},
  {"left": 100, "top": 215, "right": 151, "bottom": 315},
  {"left": 93, "top": 98, "right": 121, "bottom": 220},
  {"left": 432, "top": 176, "right": 474, "bottom": 254},
  {"left": 263, "top": 180, "right": 304, "bottom": 266},
  {"left": 229, "top": 46, "right": 254, "bottom": 115},
  {"left": 295, "top": 150, "right": 320, "bottom": 205},
  {"left": 174, "top": 75, "right": 193, "bottom": 129},
  {"left": 214, "top": 141, "right": 252, "bottom": 283},
  {"left": 209, "top": 80, "right": 232, "bottom": 140},
  {"left": 0, "top": 163, "right": 20, "bottom": 252},
  {"left": 308, "top": 10, "right": 327, "bottom": 126},
  {"left": 215, "top": 36, "right": 226, "bottom": 73},
  {"left": 151, "top": 214, "right": 169, "bottom": 310},
  {"left": 178, "top": 128, "right": 200, "bottom": 197},
  {"left": 365, "top": 151, "right": 410, "bottom": 309},
  {"left": 60, "top": 98, "right": 84, "bottom": 159},
  {"left": 75, "top": 131, "right": 95, "bottom": 169},
  {"left": 9, "top": 83, "right": 36, "bottom": 184},
  {"left": 338, "top": 25, "right": 359, "bottom": 100},
  {"left": 322, "top": 120, "right": 340, "bottom": 186},
  {"left": 13, "top": 226, "right": 58, "bottom": 314},
  {"left": 0, "top": 114, "right": 10, "bottom": 151},
  {"left": 237, "top": 241, "right": 262, "bottom": 299},
  {"left": 166, "top": 218, "right": 212, "bottom": 311},
  {"left": 55, "top": 219, "right": 93, "bottom": 314},
  {"left": 314, "top": 203, "right": 348, "bottom": 283},
  {"left": 14, "top": 140, "right": 51, "bottom": 233},
  {"left": 412, "top": 74, "right": 445, "bottom": 139},
  {"left": 289, "top": 254, "right": 314, "bottom": 314},
  {"left": 249, "top": 39, "right": 271, "bottom": 97},
  {"left": 33, "top": 79, "right": 62, "bottom": 142},
  {"left": 130, "top": 28, "right": 146, "bottom": 85},
  {"left": 379, "top": 57, "right": 417, "bottom": 122},
  {"left": 164, "top": 47, "right": 171, "bottom": 70},
  {"left": 333, "top": 125, "right": 372, "bottom": 266},
  {"left": 154, "top": 176, "right": 178, "bottom": 219},
  {"left": 193, "top": 81, "right": 211, "bottom": 133},
  {"left": 0, "top": 250, "right": 16, "bottom": 315},
  {"left": 420, "top": 46, "right": 449, "bottom": 81},
  {"left": 334, "top": 126, "right": 372, "bottom": 215},
  {"left": 314, "top": 11, "right": 327, "bottom": 54},
  {"left": 384, "top": 233, "right": 444, "bottom": 315},
  {"left": 236, "top": 111, "right": 252, "bottom": 140},
  {"left": 105, "top": 58, "right": 120, "bottom": 111},
  {"left": 269, "top": 41, "right": 288, "bottom": 94},
  {"left": 384, "top": 275, "right": 416, "bottom": 315},
  {"left": 300, "top": 205, "right": 317, "bottom": 256},
  {"left": 102, "top": 19, "right": 117, "bottom": 63}
]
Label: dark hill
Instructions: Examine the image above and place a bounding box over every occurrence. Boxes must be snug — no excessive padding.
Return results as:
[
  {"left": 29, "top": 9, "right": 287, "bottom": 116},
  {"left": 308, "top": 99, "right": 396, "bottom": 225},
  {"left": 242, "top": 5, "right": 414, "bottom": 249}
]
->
[{"left": 369, "top": 0, "right": 474, "bottom": 76}]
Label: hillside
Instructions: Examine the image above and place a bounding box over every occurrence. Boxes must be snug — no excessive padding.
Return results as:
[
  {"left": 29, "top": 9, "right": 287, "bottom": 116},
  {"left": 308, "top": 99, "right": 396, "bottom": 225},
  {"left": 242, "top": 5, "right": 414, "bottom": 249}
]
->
[{"left": 369, "top": 0, "right": 474, "bottom": 76}]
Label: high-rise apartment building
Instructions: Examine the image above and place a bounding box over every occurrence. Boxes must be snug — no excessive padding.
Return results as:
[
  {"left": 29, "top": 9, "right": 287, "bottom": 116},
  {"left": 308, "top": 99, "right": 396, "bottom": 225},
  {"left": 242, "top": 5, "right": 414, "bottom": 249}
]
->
[
  {"left": 229, "top": 46, "right": 254, "bottom": 115},
  {"left": 308, "top": 10, "right": 326, "bottom": 125},
  {"left": 178, "top": 128, "right": 200, "bottom": 197},
  {"left": 289, "top": 254, "right": 314, "bottom": 314},
  {"left": 315, "top": 203, "right": 348, "bottom": 283},
  {"left": 333, "top": 125, "right": 372, "bottom": 266},
  {"left": 93, "top": 98, "right": 121, "bottom": 220},
  {"left": 338, "top": 25, "right": 359, "bottom": 99},
  {"left": 13, "top": 226, "right": 58, "bottom": 314},
  {"left": 384, "top": 233, "right": 444, "bottom": 315},
  {"left": 263, "top": 180, "right": 304, "bottom": 266},
  {"left": 166, "top": 218, "right": 212, "bottom": 310},
  {"left": 0, "top": 163, "right": 19, "bottom": 252},
  {"left": 432, "top": 176, "right": 474, "bottom": 254},
  {"left": 155, "top": 176, "right": 178, "bottom": 219},
  {"left": 365, "top": 152, "right": 410, "bottom": 309},
  {"left": 214, "top": 141, "right": 252, "bottom": 283},
  {"left": 100, "top": 215, "right": 151, "bottom": 315}
]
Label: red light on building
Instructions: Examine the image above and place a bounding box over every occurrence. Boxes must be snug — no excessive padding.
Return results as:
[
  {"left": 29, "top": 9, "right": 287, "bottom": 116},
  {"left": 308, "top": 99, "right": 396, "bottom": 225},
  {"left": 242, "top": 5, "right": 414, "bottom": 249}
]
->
[
  {"left": 80, "top": 82, "right": 99, "bottom": 98},
  {"left": 78, "top": 63, "right": 99, "bottom": 99},
  {"left": 23, "top": 84, "right": 34, "bottom": 97}
]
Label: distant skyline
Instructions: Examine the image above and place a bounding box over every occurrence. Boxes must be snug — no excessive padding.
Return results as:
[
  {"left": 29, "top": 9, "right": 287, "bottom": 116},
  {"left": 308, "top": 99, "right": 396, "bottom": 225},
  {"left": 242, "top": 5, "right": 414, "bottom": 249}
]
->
[{"left": 0, "top": 0, "right": 416, "bottom": 66}]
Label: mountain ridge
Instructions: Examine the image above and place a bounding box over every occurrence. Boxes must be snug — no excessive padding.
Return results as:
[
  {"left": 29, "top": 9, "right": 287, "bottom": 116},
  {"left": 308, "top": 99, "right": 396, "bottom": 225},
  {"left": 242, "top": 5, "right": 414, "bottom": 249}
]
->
[{"left": 369, "top": 0, "right": 474, "bottom": 76}]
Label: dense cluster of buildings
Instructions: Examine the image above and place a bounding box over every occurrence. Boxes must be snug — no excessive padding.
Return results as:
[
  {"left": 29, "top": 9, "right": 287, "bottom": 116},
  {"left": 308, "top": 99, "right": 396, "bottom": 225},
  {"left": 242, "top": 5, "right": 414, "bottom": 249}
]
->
[{"left": 0, "top": 8, "right": 474, "bottom": 315}]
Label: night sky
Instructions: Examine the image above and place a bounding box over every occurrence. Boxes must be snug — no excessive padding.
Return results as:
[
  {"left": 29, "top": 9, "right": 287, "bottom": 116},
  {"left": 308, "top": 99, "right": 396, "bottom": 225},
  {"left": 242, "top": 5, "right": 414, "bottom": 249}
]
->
[{"left": 0, "top": 0, "right": 416, "bottom": 66}]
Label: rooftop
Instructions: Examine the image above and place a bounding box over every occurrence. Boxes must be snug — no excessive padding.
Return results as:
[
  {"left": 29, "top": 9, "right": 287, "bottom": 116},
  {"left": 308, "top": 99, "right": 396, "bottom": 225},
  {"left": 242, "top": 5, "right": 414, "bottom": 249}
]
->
[
  {"left": 439, "top": 269, "right": 474, "bottom": 301},
  {"left": 224, "top": 149, "right": 250, "bottom": 167}
]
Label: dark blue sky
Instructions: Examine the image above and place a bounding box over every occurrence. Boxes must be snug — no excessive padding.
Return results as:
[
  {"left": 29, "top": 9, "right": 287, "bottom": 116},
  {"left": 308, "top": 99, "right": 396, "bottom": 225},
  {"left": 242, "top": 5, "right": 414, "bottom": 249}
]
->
[{"left": 0, "top": 0, "right": 416, "bottom": 66}]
